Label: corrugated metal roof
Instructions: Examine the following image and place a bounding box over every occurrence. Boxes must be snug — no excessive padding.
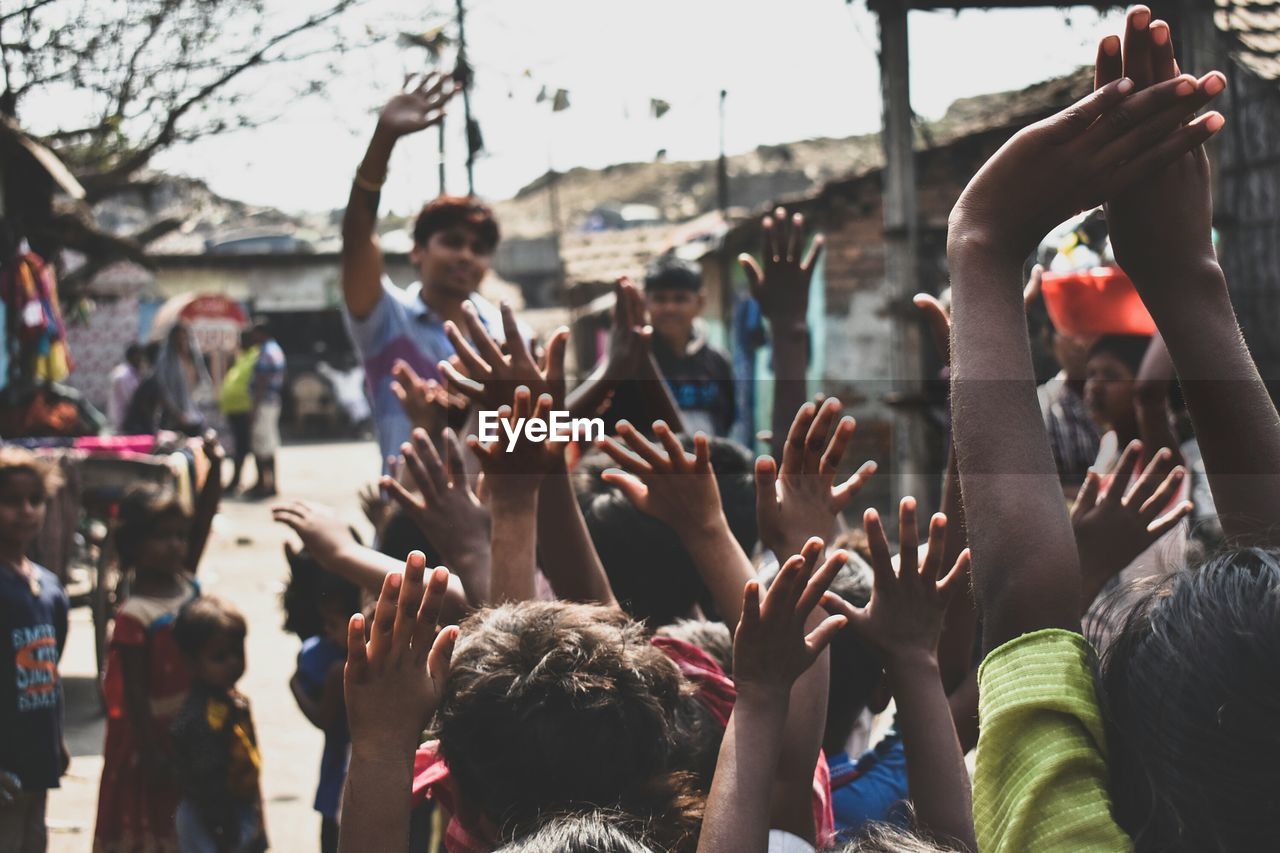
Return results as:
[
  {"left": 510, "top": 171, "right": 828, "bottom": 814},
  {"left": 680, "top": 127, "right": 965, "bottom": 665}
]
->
[{"left": 1217, "top": 0, "right": 1280, "bottom": 80}]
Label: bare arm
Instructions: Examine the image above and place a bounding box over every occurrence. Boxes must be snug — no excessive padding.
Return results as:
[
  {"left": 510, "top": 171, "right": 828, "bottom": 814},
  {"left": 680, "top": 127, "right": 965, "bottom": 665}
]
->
[
  {"left": 739, "top": 209, "right": 824, "bottom": 461},
  {"left": 699, "top": 545, "right": 846, "bottom": 853},
  {"left": 535, "top": 458, "right": 617, "bottom": 605},
  {"left": 1098, "top": 23, "right": 1280, "bottom": 546},
  {"left": 186, "top": 432, "right": 224, "bottom": 574},
  {"left": 341, "top": 74, "right": 452, "bottom": 320}
]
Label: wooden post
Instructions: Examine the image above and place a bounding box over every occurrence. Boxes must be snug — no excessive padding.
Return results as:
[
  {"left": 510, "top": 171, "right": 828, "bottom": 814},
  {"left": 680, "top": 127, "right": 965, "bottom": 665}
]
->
[{"left": 877, "top": 0, "right": 931, "bottom": 519}]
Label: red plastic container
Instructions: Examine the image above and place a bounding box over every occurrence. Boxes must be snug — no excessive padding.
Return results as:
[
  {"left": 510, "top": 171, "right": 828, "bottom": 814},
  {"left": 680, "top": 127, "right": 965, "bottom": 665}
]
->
[{"left": 1040, "top": 267, "right": 1156, "bottom": 337}]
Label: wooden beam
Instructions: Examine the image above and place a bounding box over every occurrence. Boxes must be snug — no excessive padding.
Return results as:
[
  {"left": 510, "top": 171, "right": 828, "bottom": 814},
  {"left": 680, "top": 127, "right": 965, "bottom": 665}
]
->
[{"left": 878, "top": 0, "right": 933, "bottom": 517}]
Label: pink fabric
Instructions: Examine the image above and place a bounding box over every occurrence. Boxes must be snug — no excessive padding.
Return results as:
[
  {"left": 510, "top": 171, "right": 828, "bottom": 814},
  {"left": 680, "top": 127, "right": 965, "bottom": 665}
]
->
[
  {"left": 412, "top": 636, "right": 835, "bottom": 850},
  {"left": 74, "top": 434, "right": 157, "bottom": 454}
]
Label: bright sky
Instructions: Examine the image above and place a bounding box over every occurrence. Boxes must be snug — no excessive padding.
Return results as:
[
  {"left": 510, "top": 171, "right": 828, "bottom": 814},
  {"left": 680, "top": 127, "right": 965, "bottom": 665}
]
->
[{"left": 133, "top": 0, "right": 1127, "bottom": 216}]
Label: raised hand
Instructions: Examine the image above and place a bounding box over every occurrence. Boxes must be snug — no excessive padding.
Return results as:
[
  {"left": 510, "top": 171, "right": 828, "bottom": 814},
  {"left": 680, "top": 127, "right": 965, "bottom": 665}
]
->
[
  {"left": 1099, "top": 10, "right": 1223, "bottom": 290},
  {"left": 467, "top": 386, "right": 561, "bottom": 492},
  {"left": 755, "top": 398, "right": 876, "bottom": 560},
  {"left": 738, "top": 207, "right": 825, "bottom": 322},
  {"left": 822, "top": 499, "right": 970, "bottom": 664},
  {"left": 384, "top": 429, "right": 489, "bottom": 549},
  {"left": 345, "top": 553, "right": 457, "bottom": 756},
  {"left": 391, "top": 360, "right": 469, "bottom": 436},
  {"left": 950, "top": 71, "right": 1225, "bottom": 264},
  {"left": 376, "top": 72, "right": 453, "bottom": 138},
  {"left": 733, "top": 537, "right": 848, "bottom": 694},
  {"left": 272, "top": 501, "right": 353, "bottom": 563},
  {"left": 1072, "top": 439, "right": 1192, "bottom": 607},
  {"left": 440, "top": 302, "right": 568, "bottom": 412},
  {"left": 605, "top": 277, "right": 654, "bottom": 378},
  {"left": 598, "top": 421, "right": 722, "bottom": 535}
]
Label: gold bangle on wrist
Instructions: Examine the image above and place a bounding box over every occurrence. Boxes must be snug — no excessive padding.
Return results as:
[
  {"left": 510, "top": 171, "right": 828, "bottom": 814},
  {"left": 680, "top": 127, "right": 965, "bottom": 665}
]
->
[{"left": 354, "top": 168, "right": 385, "bottom": 192}]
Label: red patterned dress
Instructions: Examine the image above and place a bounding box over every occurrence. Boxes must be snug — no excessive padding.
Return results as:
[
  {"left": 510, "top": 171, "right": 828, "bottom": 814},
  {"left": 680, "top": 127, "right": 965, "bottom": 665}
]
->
[{"left": 93, "top": 575, "right": 199, "bottom": 853}]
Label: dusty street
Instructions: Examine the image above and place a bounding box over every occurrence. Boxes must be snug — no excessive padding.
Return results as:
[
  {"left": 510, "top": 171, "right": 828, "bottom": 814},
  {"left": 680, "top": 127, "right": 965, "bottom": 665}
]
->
[{"left": 47, "top": 440, "right": 382, "bottom": 853}]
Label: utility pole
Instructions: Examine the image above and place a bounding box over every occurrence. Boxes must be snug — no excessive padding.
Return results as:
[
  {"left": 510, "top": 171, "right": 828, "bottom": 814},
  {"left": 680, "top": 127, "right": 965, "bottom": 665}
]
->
[
  {"left": 454, "top": 0, "right": 476, "bottom": 195},
  {"left": 717, "top": 89, "right": 730, "bottom": 216},
  {"left": 438, "top": 121, "right": 446, "bottom": 196},
  {"left": 877, "top": 0, "right": 930, "bottom": 522}
]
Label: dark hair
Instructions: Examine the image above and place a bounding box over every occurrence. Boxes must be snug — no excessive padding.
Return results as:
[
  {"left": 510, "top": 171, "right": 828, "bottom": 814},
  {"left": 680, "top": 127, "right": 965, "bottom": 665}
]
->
[
  {"left": 437, "top": 601, "right": 703, "bottom": 850},
  {"left": 174, "top": 595, "right": 247, "bottom": 659},
  {"left": 495, "top": 811, "right": 658, "bottom": 853},
  {"left": 760, "top": 552, "right": 882, "bottom": 743},
  {"left": 643, "top": 255, "right": 702, "bottom": 293},
  {"left": 378, "top": 509, "right": 444, "bottom": 566},
  {"left": 574, "top": 436, "right": 757, "bottom": 626},
  {"left": 413, "top": 195, "right": 500, "bottom": 253},
  {"left": 655, "top": 619, "right": 733, "bottom": 675},
  {"left": 281, "top": 544, "right": 363, "bottom": 639},
  {"left": 126, "top": 342, "right": 145, "bottom": 361},
  {"left": 1098, "top": 548, "right": 1280, "bottom": 851},
  {"left": 115, "top": 483, "right": 188, "bottom": 568},
  {"left": 1087, "top": 334, "right": 1152, "bottom": 377}
]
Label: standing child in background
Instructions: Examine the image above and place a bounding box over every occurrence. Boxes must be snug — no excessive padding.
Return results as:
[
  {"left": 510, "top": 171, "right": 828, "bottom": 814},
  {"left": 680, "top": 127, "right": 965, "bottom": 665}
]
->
[
  {"left": 283, "top": 545, "right": 362, "bottom": 853},
  {"left": 0, "top": 448, "right": 70, "bottom": 853},
  {"left": 170, "top": 596, "right": 266, "bottom": 853},
  {"left": 94, "top": 434, "right": 224, "bottom": 853}
]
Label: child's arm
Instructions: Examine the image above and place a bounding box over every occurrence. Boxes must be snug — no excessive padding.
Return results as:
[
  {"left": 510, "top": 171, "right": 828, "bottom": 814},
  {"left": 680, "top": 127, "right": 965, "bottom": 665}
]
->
[
  {"left": 468, "top": 388, "right": 559, "bottom": 604},
  {"left": 536, "top": 456, "right": 619, "bottom": 606},
  {"left": 340, "top": 554, "right": 457, "bottom": 853},
  {"left": 186, "top": 432, "right": 225, "bottom": 574},
  {"left": 754, "top": 397, "right": 876, "bottom": 562},
  {"left": 947, "top": 66, "right": 1223, "bottom": 649},
  {"left": 698, "top": 542, "right": 847, "bottom": 853},
  {"left": 272, "top": 502, "right": 468, "bottom": 622},
  {"left": 1100, "top": 17, "right": 1280, "bottom": 545},
  {"left": 823, "top": 501, "right": 975, "bottom": 851},
  {"left": 599, "top": 422, "right": 754, "bottom": 627},
  {"left": 739, "top": 209, "right": 824, "bottom": 460},
  {"left": 382, "top": 428, "right": 492, "bottom": 606},
  {"left": 290, "top": 661, "right": 345, "bottom": 731}
]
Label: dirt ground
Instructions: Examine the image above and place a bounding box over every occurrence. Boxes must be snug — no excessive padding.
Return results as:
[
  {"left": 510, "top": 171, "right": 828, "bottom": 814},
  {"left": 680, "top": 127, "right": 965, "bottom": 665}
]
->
[{"left": 47, "top": 440, "right": 381, "bottom": 853}]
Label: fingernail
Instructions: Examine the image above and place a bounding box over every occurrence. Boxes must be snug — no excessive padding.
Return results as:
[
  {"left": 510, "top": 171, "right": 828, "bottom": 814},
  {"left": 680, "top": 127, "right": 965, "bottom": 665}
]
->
[
  {"left": 1151, "top": 23, "right": 1169, "bottom": 46},
  {"left": 388, "top": 573, "right": 402, "bottom": 589},
  {"left": 1117, "top": 77, "right": 1134, "bottom": 93},
  {"left": 1175, "top": 79, "right": 1195, "bottom": 96},
  {"left": 1204, "top": 112, "right": 1225, "bottom": 132},
  {"left": 1202, "top": 73, "right": 1226, "bottom": 96},
  {"left": 1133, "top": 8, "right": 1150, "bottom": 29},
  {"left": 1103, "top": 36, "right": 1120, "bottom": 56}
]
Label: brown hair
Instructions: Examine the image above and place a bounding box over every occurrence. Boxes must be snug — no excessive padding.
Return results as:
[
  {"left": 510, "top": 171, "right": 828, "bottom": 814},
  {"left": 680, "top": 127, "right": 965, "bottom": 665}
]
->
[
  {"left": 436, "top": 601, "right": 703, "bottom": 850},
  {"left": 413, "top": 195, "right": 500, "bottom": 252},
  {"left": 174, "top": 595, "right": 247, "bottom": 659},
  {"left": 114, "top": 483, "right": 188, "bottom": 568},
  {"left": 0, "top": 446, "right": 64, "bottom": 495}
]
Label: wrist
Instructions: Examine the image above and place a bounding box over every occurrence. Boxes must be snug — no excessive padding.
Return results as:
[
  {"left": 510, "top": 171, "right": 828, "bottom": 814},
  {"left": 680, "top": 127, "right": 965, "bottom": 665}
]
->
[
  {"left": 946, "top": 220, "right": 1029, "bottom": 273},
  {"left": 733, "top": 681, "right": 793, "bottom": 712},
  {"left": 882, "top": 645, "right": 940, "bottom": 676},
  {"left": 349, "top": 740, "right": 418, "bottom": 769},
  {"left": 674, "top": 511, "right": 730, "bottom": 543}
]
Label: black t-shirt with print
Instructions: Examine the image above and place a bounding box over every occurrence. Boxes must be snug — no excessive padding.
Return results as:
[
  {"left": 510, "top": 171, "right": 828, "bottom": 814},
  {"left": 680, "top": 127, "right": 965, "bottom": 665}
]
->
[
  {"left": 605, "top": 334, "right": 737, "bottom": 438},
  {"left": 0, "top": 562, "right": 68, "bottom": 790}
]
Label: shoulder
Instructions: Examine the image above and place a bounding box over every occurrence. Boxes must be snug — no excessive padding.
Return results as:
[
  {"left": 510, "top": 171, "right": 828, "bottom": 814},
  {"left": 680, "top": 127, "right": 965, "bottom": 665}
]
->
[{"left": 32, "top": 563, "right": 67, "bottom": 602}]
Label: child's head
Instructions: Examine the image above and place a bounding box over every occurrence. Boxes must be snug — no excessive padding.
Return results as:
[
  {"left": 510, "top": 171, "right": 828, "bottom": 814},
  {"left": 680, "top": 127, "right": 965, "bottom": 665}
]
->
[
  {"left": 575, "top": 436, "right": 757, "bottom": 626},
  {"left": 643, "top": 256, "right": 704, "bottom": 345},
  {"left": 1083, "top": 334, "right": 1150, "bottom": 434},
  {"left": 437, "top": 601, "right": 702, "bottom": 849},
  {"left": 1099, "top": 548, "right": 1280, "bottom": 851},
  {"left": 175, "top": 595, "right": 247, "bottom": 692},
  {"left": 654, "top": 619, "right": 733, "bottom": 676},
  {"left": 116, "top": 484, "right": 189, "bottom": 575},
  {"left": 760, "top": 551, "right": 884, "bottom": 752},
  {"left": 282, "top": 544, "right": 363, "bottom": 648},
  {"left": 0, "top": 448, "right": 61, "bottom": 551}
]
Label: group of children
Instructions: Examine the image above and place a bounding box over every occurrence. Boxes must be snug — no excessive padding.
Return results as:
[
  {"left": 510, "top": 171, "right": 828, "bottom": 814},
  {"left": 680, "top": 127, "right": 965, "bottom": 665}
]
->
[{"left": 2, "top": 8, "right": 1277, "bottom": 852}]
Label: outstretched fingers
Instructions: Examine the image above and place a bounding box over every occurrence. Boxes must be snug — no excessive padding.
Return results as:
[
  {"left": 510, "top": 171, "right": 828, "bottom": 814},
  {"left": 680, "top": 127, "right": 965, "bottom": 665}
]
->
[
  {"left": 367, "top": 571, "right": 402, "bottom": 668},
  {"left": 412, "top": 566, "right": 452, "bottom": 667},
  {"left": 392, "top": 552, "right": 428, "bottom": 661},
  {"left": 345, "top": 612, "right": 369, "bottom": 684}
]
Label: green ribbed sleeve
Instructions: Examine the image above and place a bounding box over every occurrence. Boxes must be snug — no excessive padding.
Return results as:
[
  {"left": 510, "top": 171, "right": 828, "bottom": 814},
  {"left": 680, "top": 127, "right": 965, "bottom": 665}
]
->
[{"left": 973, "top": 629, "right": 1133, "bottom": 853}]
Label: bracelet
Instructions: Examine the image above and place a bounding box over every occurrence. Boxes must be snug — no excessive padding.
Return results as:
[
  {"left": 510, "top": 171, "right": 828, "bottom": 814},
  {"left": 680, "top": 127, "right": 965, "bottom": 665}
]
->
[{"left": 354, "top": 168, "right": 386, "bottom": 192}]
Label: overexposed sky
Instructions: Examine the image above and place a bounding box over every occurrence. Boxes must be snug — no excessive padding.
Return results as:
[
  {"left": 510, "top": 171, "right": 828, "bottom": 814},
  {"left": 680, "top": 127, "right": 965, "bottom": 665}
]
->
[{"left": 33, "top": 0, "right": 1127, "bottom": 215}]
